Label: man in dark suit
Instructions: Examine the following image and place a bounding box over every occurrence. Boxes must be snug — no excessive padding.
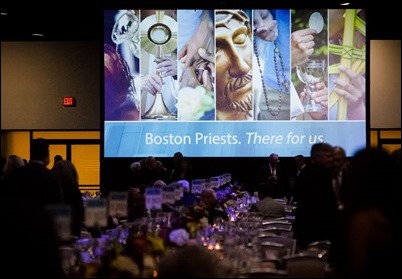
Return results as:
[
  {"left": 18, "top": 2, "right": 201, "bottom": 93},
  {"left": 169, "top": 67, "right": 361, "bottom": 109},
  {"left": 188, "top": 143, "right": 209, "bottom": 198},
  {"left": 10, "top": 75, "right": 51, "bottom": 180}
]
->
[
  {"left": 293, "top": 142, "right": 339, "bottom": 250},
  {"left": 256, "top": 153, "right": 288, "bottom": 199},
  {"left": 289, "top": 154, "right": 308, "bottom": 204},
  {"left": 331, "top": 146, "right": 351, "bottom": 209},
  {"left": 3, "top": 138, "right": 64, "bottom": 277}
]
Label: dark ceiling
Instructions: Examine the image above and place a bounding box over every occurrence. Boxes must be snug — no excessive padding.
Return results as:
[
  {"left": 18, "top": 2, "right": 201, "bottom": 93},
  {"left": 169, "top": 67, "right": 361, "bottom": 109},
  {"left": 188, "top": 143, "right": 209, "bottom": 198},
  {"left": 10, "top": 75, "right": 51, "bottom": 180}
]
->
[
  {"left": 0, "top": 1, "right": 399, "bottom": 41},
  {"left": 0, "top": 6, "right": 101, "bottom": 41}
]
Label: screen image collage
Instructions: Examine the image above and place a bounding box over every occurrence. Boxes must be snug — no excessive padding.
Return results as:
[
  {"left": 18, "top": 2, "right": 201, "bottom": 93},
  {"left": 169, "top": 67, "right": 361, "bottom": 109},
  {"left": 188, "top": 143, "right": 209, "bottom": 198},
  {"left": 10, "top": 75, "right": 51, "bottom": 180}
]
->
[{"left": 104, "top": 9, "right": 365, "bottom": 123}]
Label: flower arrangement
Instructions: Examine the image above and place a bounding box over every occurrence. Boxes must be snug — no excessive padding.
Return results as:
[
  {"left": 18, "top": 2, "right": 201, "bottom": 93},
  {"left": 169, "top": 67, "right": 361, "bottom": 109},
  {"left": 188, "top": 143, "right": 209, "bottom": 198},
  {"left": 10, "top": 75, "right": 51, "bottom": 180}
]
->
[
  {"left": 175, "top": 86, "right": 214, "bottom": 120},
  {"left": 83, "top": 185, "right": 254, "bottom": 277},
  {"left": 93, "top": 224, "right": 165, "bottom": 278},
  {"left": 168, "top": 228, "right": 190, "bottom": 247}
]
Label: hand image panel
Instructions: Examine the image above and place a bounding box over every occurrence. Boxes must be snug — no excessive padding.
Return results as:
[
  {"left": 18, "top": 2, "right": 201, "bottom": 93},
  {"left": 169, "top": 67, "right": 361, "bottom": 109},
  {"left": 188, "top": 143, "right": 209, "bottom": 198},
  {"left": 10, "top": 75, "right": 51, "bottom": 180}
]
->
[
  {"left": 140, "top": 10, "right": 178, "bottom": 121},
  {"left": 176, "top": 10, "right": 215, "bottom": 121},
  {"left": 328, "top": 9, "right": 366, "bottom": 120},
  {"left": 253, "top": 9, "right": 291, "bottom": 121},
  {"left": 291, "top": 9, "right": 329, "bottom": 121}
]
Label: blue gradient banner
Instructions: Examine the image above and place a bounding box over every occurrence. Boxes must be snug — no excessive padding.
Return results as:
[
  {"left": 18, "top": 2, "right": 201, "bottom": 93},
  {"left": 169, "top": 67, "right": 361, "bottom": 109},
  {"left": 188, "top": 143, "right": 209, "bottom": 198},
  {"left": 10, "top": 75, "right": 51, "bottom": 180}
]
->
[{"left": 104, "top": 121, "right": 366, "bottom": 157}]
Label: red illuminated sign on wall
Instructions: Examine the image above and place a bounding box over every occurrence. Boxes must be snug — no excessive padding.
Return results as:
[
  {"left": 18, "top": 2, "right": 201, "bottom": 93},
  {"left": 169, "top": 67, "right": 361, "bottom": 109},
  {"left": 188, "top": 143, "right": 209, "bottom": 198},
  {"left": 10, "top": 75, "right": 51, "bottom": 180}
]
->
[{"left": 63, "top": 97, "right": 76, "bottom": 107}]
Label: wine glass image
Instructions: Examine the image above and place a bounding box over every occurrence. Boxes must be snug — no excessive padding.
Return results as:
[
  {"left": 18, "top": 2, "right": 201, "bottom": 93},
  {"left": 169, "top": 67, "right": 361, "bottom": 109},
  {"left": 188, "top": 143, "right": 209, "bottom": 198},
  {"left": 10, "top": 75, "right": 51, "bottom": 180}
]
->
[{"left": 296, "top": 59, "right": 326, "bottom": 112}]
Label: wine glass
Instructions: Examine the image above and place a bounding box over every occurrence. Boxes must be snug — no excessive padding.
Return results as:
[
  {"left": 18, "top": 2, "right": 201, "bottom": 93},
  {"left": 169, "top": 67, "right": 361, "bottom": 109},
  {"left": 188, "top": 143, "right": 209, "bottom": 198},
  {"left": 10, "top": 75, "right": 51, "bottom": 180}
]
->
[{"left": 296, "top": 59, "right": 326, "bottom": 112}]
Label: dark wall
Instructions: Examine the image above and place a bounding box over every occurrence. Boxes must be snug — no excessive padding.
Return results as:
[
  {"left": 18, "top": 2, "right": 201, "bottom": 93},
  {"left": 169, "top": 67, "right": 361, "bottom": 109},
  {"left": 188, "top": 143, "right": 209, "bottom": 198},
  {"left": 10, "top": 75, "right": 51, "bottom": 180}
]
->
[{"left": 1, "top": 41, "right": 100, "bottom": 130}]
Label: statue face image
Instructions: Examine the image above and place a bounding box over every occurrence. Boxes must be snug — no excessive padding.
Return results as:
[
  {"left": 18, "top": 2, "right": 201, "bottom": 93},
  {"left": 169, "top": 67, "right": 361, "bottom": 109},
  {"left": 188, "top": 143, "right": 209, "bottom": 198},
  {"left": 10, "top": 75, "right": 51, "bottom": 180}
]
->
[{"left": 215, "top": 10, "right": 253, "bottom": 120}]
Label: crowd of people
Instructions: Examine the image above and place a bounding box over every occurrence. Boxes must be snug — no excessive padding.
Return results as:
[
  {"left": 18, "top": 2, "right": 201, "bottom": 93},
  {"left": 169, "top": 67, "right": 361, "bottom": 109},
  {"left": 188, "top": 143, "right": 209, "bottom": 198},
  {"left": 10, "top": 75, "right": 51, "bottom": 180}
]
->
[
  {"left": 2, "top": 137, "right": 400, "bottom": 277},
  {"left": 2, "top": 139, "right": 83, "bottom": 277}
]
